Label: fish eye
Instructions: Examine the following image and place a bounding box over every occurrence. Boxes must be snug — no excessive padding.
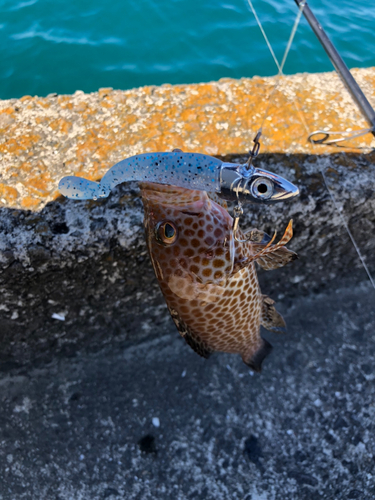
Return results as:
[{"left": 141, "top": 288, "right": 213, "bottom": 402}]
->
[
  {"left": 155, "top": 221, "right": 178, "bottom": 245},
  {"left": 164, "top": 223, "right": 175, "bottom": 239},
  {"left": 251, "top": 177, "right": 274, "bottom": 200}
]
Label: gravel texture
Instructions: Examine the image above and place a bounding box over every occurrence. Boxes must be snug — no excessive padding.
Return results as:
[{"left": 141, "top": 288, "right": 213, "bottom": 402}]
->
[{"left": 0, "top": 282, "right": 374, "bottom": 500}]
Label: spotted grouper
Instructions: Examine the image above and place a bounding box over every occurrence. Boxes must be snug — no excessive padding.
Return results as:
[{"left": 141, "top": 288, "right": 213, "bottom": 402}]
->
[{"left": 141, "top": 182, "right": 297, "bottom": 371}]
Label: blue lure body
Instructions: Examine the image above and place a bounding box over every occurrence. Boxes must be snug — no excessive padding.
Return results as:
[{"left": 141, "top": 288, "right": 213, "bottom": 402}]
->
[{"left": 58, "top": 150, "right": 299, "bottom": 205}]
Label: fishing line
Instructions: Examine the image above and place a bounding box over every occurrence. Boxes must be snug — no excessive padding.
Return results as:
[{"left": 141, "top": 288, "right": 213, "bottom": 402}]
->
[
  {"left": 320, "top": 170, "right": 375, "bottom": 289},
  {"left": 246, "top": 0, "right": 375, "bottom": 290},
  {"left": 246, "top": 0, "right": 279, "bottom": 70},
  {"left": 291, "top": 73, "right": 375, "bottom": 290},
  {"left": 246, "top": 0, "right": 305, "bottom": 129}
]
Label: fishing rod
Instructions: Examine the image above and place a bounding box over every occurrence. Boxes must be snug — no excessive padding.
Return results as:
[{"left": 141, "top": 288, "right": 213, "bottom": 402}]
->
[{"left": 294, "top": 0, "right": 375, "bottom": 141}]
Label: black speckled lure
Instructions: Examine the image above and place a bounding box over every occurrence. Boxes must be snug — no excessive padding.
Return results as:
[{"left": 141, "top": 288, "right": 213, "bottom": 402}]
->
[{"left": 59, "top": 150, "right": 299, "bottom": 205}]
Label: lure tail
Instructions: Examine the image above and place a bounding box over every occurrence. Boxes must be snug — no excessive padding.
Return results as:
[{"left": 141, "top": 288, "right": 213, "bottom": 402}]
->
[{"left": 58, "top": 176, "right": 104, "bottom": 200}]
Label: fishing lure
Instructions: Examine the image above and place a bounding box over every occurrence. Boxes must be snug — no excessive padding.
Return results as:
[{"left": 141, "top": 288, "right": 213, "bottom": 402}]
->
[
  {"left": 58, "top": 150, "right": 298, "bottom": 204},
  {"left": 59, "top": 150, "right": 299, "bottom": 370}
]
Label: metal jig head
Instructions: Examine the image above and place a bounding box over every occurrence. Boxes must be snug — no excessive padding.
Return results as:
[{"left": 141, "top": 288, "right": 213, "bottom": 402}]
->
[{"left": 231, "top": 130, "right": 291, "bottom": 243}]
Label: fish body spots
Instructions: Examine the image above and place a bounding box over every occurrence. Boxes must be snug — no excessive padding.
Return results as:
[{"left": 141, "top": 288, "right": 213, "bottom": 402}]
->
[
  {"left": 190, "top": 264, "right": 199, "bottom": 275},
  {"left": 213, "top": 259, "right": 225, "bottom": 269},
  {"left": 184, "top": 248, "right": 195, "bottom": 258}
]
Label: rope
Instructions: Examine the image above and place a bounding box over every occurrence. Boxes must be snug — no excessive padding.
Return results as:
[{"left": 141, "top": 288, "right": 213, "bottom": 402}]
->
[{"left": 246, "top": 0, "right": 375, "bottom": 290}]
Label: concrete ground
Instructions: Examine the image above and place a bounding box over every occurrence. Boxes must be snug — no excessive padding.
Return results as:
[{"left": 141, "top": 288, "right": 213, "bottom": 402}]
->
[{"left": 0, "top": 282, "right": 374, "bottom": 500}]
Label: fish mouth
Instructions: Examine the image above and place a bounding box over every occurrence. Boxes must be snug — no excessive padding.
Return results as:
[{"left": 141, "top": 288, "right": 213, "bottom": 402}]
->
[{"left": 140, "top": 181, "right": 208, "bottom": 209}]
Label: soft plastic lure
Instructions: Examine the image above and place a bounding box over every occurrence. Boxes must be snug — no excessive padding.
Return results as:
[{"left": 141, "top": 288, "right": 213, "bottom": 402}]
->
[{"left": 58, "top": 151, "right": 299, "bottom": 204}]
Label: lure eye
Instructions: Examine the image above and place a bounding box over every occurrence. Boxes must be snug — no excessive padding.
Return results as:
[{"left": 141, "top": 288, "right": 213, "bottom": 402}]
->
[
  {"left": 155, "top": 221, "right": 178, "bottom": 245},
  {"left": 250, "top": 177, "right": 274, "bottom": 200}
]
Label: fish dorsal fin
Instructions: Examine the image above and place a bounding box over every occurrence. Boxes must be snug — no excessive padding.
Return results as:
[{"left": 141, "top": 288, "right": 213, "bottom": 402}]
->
[
  {"left": 260, "top": 295, "right": 286, "bottom": 334},
  {"left": 168, "top": 307, "right": 212, "bottom": 359}
]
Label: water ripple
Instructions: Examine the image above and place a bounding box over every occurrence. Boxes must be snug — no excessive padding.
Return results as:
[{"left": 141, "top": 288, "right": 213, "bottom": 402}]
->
[
  {"left": 8, "top": 0, "right": 38, "bottom": 11},
  {"left": 10, "top": 27, "right": 123, "bottom": 46},
  {"left": 0, "top": 0, "right": 374, "bottom": 99}
]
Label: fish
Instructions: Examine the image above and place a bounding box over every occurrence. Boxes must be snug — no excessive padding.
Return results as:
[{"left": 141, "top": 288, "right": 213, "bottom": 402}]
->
[{"left": 140, "top": 182, "right": 297, "bottom": 371}]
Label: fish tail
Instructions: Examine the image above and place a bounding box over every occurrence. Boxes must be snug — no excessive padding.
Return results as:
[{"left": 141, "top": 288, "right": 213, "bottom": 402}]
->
[{"left": 242, "top": 338, "right": 273, "bottom": 372}]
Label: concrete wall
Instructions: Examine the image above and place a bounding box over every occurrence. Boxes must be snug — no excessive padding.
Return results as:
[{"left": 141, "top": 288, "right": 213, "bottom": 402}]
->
[{"left": 1, "top": 69, "right": 374, "bottom": 368}]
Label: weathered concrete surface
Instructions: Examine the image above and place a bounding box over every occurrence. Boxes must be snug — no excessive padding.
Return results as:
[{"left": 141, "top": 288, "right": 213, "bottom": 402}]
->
[
  {"left": 1, "top": 151, "right": 374, "bottom": 368},
  {"left": 0, "top": 68, "right": 374, "bottom": 211},
  {"left": 1, "top": 70, "right": 374, "bottom": 500},
  {"left": 0, "top": 283, "right": 374, "bottom": 500},
  {"left": 0, "top": 70, "right": 374, "bottom": 367}
]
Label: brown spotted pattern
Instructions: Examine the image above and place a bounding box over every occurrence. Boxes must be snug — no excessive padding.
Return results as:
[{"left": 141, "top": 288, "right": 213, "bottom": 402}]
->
[{"left": 140, "top": 182, "right": 295, "bottom": 369}]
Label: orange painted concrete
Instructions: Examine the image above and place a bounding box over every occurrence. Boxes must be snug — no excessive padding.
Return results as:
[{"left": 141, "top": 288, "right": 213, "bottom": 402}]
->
[{"left": 0, "top": 68, "right": 374, "bottom": 210}]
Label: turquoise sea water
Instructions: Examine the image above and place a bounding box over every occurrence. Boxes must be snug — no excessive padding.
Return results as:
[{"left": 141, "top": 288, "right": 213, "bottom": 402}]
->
[{"left": 0, "top": 0, "right": 374, "bottom": 100}]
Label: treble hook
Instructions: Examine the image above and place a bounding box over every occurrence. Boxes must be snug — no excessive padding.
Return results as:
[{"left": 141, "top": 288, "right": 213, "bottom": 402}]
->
[
  {"left": 232, "top": 130, "right": 263, "bottom": 242},
  {"left": 232, "top": 203, "right": 248, "bottom": 243}
]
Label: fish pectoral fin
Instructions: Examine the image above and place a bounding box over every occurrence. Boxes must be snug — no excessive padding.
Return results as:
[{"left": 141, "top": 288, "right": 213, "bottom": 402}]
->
[
  {"left": 254, "top": 246, "right": 298, "bottom": 270},
  {"left": 242, "top": 338, "right": 273, "bottom": 372},
  {"left": 248, "top": 220, "right": 297, "bottom": 270},
  {"left": 260, "top": 295, "right": 287, "bottom": 334},
  {"left": 232, "top": 221, "right": 297, "bottom": 274},
  {"left": 251, "top": 219, "right": 294, "bottom": 257},
  {"left": 168, "top": 273, "right": 225, "bottom": 303},
  {"left": 244, "top": 228, "right": 272, "bottom": 244},
  {"left": 168, "top": 308, "right": 212, "bottom": 359}
]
